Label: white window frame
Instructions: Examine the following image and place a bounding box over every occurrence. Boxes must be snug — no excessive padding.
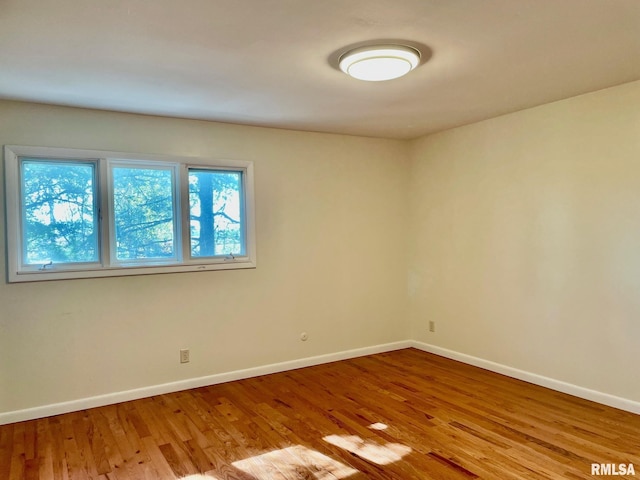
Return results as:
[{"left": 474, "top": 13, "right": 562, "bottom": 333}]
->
[
  {"left": 16, "top": 157, "right": 102, "bottom": 273},
  {"left": 107, "top": 158, "right": 182, "bottom": 267},
  {"left": 4, "top": 145, "right": 256, "bottom": 283}
]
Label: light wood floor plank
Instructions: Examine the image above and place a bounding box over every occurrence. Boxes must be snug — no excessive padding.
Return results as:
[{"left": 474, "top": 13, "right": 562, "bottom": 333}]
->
[{"left": 1, "top": 348, "right": 639, "bottom": 479}]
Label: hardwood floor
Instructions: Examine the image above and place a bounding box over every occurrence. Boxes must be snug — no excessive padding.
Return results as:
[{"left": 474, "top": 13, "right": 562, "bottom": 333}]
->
[{"left": 1, "top": 348, "right": 639, "bottom": 479}]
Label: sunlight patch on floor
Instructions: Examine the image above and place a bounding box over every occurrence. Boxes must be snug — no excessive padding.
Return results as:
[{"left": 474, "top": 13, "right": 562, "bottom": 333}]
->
[
  {"left": 368, "top": 422, "right": 388, "bottom": 431},
  {"left": 323, "top": 434, "right": 411, "bottom": 465},
  {"left": 232, "top": 445, "right": 359, "bottom": 479}
]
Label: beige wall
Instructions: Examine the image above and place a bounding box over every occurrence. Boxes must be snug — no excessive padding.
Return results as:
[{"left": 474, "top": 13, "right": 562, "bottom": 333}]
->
[
  {"left": 2, "top": 80, "right": 640, "bottom": 417},
  {"left": 408, "top": 80, "right": 640, "bottom": 402},
  {"left": 0, "top": 101, "right": 410, "bottom": 413}
]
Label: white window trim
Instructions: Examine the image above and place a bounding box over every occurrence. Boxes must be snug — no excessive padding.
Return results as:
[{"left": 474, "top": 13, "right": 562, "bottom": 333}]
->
[
  {"left": 106, "top": 158, "right": 183, "bottom": 267},
  {"left": 4, "top": 145, "right": 257, "bottom": 283}
]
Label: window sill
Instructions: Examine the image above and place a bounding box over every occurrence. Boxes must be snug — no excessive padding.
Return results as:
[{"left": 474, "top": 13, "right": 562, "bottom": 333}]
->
[{"left": 8, "top": 259, "right": 256, "bottom": 283}]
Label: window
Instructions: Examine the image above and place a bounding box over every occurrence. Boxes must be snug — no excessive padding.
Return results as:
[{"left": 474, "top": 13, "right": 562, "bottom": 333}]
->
[
  {"left": 188, "top": 169, "right": 245, "bottom": 258},
  {"left": 4, "top": 145, "right": 256, "bottom": 282},
  {"left": 109, "top": 161, "right": 180, "bottom": 264}
]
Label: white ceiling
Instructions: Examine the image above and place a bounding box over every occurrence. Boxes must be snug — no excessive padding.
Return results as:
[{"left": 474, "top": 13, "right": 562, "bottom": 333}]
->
[{"left": 1, "top": 0, "right": 639, "bottom": 139}]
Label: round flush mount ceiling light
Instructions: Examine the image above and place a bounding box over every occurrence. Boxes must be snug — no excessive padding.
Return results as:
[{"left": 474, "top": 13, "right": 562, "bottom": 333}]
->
[{"left": 339, "top": 44, "right": 421, "bottom": 81}]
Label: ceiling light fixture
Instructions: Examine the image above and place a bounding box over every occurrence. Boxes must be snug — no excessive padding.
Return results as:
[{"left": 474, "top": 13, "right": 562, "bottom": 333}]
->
[{"left": 339, "top": 44, "right": 421, "bottom": 82}]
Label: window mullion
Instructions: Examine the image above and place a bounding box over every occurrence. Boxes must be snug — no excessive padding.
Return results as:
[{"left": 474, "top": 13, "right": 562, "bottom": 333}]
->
[
  {"left": 180, "top": 164, "right": 191, "bottom": 262},
  {"left": 171, "top": 163, "right": 183, "bottom": 262},
  {"left": 98, "top": 158, "right": 112, "bottom": 267}
]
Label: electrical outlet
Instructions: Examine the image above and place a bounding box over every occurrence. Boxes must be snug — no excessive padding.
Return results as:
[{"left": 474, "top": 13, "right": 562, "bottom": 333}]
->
[
  {"left": 180, "top": 348, "right": 190, "bottom": 363},
  {"left": 429, "top": 321, "right": 435, "bottom": 333}
]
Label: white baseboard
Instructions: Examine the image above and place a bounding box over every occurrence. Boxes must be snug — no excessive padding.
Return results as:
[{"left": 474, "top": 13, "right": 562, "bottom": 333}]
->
[
  {"left": 0, "top": 340, "right": 412, "bottom": 425},
  {"left": 410, "top": 341, "right": 640, "bottom": 415},
  {"left": 3, "top": 339, "right": 639, "bottom": 425}
]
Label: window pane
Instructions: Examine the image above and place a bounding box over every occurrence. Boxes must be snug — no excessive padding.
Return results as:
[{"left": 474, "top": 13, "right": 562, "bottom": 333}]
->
[
  {"left": 20, "top": 159, "right": 98, "bottom": 265},
  {"left": 112, "top": 166, "right": 176, "bottom": 261},
  {"left": 189, "top": 170, "right": 244, "bottom": 257}
]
